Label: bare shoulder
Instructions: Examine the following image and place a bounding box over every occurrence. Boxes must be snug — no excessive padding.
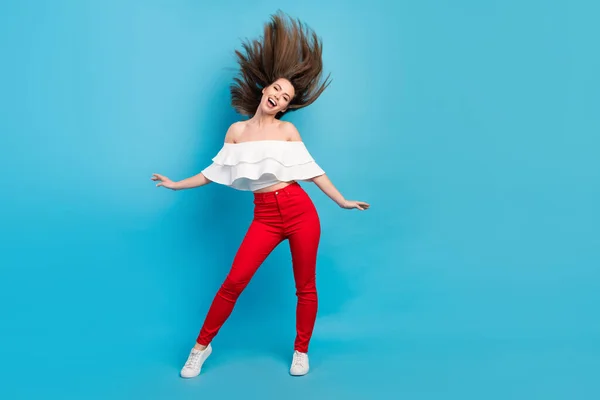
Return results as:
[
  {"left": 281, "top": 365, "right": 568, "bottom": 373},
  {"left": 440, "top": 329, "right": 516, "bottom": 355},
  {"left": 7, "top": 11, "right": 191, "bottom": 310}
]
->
[
  {"left": 224, "top": 121, "right": 246, "bottom": 143},
  {"left": 280, "top": 121, "right": 302, "bottom": 142}
]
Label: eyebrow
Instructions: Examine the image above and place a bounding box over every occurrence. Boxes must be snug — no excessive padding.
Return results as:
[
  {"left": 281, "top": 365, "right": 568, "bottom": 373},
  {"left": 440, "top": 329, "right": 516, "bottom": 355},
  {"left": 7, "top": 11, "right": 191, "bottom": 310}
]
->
[{"left": 275, "top": 84, "right": 290, "bottom": 99}]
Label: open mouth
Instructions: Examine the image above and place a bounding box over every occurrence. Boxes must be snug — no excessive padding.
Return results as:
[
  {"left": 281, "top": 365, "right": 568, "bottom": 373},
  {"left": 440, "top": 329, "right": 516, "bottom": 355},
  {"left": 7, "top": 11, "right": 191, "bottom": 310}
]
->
[{"left": 267, "top": 97, "right": 277, "bottom": 108}]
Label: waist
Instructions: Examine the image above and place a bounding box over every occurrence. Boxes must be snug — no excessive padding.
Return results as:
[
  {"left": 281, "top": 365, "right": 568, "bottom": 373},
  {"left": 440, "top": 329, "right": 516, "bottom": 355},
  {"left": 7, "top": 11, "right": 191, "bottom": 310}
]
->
[
  {"left": 252, "top": 179, "right": 296, "bottom": 193},
  {"left": 253, "top": 181, "right": 303, "bottom": 202}
]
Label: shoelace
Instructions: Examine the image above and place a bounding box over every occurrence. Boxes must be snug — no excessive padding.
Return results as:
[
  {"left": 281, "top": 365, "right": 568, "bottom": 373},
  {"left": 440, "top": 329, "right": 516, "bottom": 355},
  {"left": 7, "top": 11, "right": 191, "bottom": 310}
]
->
[
  {"left": 184, "top": 351, "right": 202, "bottom": 369},
  {"left": 293, "top": 352, "right": 307, "bottom": 367}
]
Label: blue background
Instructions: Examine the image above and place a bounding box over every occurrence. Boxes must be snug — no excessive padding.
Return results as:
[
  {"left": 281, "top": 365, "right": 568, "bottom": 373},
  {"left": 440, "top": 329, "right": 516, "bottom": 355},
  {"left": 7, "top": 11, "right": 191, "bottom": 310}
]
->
[{"left": 1, "top": 0, "right": 598, "bottom": 399}]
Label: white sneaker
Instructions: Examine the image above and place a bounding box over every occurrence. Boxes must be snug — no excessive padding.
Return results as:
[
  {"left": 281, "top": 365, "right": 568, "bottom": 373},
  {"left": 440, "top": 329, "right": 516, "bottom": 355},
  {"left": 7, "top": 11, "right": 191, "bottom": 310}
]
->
[
  {"left": 180, "top": 344, "right": 212, "bottom": 378},
  {"left": 289, "top": 350, "right": 310, "bottom": 376}
]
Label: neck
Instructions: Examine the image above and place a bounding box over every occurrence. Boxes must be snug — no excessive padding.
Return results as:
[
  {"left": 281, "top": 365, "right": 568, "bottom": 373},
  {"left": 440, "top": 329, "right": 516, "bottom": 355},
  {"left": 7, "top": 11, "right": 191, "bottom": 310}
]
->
[{"left": 250, "top": 107, "right": 278, "bottom": 127}]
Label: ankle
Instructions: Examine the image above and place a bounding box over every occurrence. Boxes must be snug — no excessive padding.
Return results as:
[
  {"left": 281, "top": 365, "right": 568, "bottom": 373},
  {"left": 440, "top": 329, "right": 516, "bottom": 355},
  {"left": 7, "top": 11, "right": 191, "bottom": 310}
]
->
[{"left": 194, "top": 343, "right": 208, "bottom": 351}]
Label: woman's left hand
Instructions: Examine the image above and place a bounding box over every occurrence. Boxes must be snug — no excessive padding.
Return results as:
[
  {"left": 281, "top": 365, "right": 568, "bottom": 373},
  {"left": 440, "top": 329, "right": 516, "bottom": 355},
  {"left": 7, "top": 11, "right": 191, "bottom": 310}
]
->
[{"left": 340, "top": 200, "right": 370, "bottom": 211}]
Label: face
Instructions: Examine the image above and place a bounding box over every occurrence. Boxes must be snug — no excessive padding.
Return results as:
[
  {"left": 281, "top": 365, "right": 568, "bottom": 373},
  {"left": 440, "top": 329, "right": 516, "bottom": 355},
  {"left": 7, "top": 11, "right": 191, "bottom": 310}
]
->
[{"left": 260, "top": 78, "right": 295, "bottom": 116}]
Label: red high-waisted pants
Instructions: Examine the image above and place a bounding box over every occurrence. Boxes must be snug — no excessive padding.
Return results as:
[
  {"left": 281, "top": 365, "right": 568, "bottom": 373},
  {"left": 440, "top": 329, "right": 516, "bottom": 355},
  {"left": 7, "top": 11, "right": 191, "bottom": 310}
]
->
[{"left": 196, "top": 182, "right": 321, "bottom": 353}]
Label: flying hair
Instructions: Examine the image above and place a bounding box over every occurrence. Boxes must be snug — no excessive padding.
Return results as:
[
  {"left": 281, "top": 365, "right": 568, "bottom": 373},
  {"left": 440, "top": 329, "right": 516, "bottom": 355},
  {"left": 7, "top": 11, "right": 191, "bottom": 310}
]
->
[{"left": 230, "top": 11, "right": 332, "bottom": 118}]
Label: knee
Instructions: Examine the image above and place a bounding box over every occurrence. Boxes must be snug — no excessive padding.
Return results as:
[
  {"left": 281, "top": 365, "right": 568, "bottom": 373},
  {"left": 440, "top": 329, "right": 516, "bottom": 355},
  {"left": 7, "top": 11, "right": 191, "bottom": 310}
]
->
[
  {"left": 295, "top": 279, "right": 317, "bottom": 300},
  {"left": 218, "top": 277, "right": 248, "bottom": 302}
]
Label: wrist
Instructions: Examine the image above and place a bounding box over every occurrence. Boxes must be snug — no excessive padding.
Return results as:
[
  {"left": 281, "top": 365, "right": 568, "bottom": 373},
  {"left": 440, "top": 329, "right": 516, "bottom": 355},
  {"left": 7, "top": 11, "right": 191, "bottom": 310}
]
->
[{"left": 337, "top": 199, "right": 347, "bottom": 208}]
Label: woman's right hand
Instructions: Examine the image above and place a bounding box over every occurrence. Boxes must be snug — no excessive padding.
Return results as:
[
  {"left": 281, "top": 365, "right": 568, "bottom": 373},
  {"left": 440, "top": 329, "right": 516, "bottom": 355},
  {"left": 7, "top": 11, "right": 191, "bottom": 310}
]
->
[{"left": 151, "top": 173, "right": 179, "bottom": 190}]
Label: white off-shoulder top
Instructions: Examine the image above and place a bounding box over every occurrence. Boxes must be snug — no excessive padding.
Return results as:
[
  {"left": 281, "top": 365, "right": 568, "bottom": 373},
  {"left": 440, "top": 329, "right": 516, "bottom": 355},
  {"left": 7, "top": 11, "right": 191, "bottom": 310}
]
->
[{"left": 201, "top": 140, "right": 325, "bottom": 191}]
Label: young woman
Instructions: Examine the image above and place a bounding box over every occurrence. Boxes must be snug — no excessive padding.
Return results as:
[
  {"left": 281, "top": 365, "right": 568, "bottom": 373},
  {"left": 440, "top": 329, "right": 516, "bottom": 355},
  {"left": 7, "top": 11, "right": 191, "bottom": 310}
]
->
[{"left": 151, "top": 11, "right": 369, "bottom": 378}]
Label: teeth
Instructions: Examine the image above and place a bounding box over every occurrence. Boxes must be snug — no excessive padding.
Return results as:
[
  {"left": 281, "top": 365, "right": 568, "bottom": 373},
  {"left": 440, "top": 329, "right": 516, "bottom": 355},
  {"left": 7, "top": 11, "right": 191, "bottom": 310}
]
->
[{"left": 268, "top": 98, "right": 276, "bottom": 106}]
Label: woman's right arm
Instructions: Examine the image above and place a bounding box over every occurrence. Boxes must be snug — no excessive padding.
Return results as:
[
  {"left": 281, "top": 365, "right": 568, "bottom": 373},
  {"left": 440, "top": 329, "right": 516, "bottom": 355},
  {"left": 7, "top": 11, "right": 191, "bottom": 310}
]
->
[
  {"left": 151, "top": 122, "right": 242, "bottom": 191},
  {"left": 151, "top": 172, "right": 211, "bottom": 190}
]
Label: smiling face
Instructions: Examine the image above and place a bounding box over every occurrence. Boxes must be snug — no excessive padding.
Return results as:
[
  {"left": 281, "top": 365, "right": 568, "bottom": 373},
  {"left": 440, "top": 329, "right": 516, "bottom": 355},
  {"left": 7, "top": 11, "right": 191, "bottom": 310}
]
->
[{"left": 260, "top": 78, "right": 295, "bottom": 117}]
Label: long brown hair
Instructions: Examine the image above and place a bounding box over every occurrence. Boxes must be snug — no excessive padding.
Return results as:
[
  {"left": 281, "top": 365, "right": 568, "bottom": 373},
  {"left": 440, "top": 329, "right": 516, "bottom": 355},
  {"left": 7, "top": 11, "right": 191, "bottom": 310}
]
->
[{"left": 230, "top": 11, "right": 331, "bottom": 119}]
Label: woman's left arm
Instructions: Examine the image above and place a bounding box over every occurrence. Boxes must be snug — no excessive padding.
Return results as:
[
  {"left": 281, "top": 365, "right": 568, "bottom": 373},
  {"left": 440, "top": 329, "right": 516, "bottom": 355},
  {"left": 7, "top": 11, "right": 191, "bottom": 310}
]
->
[
  {"left": 309, "top": 174, "right": 370, "bottom": 211},
  {"left": 283, "top": 121, "right": 370, "bottom": 211}
]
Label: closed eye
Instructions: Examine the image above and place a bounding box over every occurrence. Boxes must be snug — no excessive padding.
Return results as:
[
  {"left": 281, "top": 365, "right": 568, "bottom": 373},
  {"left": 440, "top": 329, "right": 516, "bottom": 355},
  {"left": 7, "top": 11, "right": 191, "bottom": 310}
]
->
[{"left": 275, "top": 84, "right": 290, "bottom": 102}]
